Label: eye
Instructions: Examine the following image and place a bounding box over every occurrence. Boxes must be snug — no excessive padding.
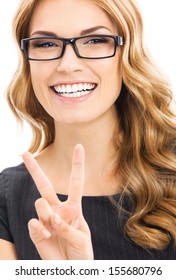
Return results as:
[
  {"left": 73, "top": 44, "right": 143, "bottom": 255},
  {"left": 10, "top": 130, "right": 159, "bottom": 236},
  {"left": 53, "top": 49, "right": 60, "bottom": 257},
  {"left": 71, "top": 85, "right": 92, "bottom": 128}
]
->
[
  {"left": 37, "top": 42, "right": 56, "bottom": 48},
  {"left": 29, "top": 38, "right": 63, "bottom": 49},
  {"left": 83, "top": 37, "right": 110, "bottom": 45},
  {"left": 31, "top": 40, "right": 58, "bottom": 48}
]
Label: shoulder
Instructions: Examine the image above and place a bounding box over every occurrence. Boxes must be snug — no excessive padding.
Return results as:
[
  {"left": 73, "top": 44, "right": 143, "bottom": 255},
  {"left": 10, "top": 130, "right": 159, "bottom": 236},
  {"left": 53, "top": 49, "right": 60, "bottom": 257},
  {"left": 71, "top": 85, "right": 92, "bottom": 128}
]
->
[
  {"left": 0, "top": 163, "right": 39, "bottom": 249},
  {"left": 1, "top": 162, "right": 28, "bottom": 178},
  {"left": 0, "top": 163, "right": 39, "bottom": 201},
  {"left": 0, "top": 163, "right": 31, "bottom": 188}
]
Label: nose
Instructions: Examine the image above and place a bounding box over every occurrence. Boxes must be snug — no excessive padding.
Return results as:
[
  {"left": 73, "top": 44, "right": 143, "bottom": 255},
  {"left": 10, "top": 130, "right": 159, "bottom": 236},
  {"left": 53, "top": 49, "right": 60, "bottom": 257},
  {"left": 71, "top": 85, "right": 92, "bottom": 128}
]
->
[{"left": 56, "top": 44, "right": 84, "bottom": 73}]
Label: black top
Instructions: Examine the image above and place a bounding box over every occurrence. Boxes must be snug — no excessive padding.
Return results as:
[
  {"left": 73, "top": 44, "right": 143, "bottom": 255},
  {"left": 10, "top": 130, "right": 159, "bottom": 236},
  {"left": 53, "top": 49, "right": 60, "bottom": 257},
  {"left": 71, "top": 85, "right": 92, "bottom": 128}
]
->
[{"left": 0, "top": 163, "right": 175, "bottom": 260}]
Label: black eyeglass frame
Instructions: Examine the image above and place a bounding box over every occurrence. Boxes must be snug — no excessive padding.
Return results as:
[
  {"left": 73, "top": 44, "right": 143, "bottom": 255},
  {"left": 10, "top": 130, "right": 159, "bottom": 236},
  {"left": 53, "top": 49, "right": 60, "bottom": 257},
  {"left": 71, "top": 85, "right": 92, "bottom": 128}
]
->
[{"left": 21, "top": 34, "right": 124, "bottom": 61}]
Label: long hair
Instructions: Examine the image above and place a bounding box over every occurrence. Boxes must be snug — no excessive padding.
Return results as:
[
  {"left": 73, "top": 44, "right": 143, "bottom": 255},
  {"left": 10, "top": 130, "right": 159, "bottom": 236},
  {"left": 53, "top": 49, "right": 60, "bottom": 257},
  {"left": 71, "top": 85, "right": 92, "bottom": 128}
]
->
[{"left": 7, "top": 0, "right": 176, "bottom": 250}]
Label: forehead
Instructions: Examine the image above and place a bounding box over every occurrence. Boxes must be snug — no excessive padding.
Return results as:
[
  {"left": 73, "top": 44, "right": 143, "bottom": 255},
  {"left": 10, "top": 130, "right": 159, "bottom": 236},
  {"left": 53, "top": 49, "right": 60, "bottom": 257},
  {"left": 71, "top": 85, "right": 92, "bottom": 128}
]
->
[{"left": 29, "top": 0, "right": 117, "bottom": 36}]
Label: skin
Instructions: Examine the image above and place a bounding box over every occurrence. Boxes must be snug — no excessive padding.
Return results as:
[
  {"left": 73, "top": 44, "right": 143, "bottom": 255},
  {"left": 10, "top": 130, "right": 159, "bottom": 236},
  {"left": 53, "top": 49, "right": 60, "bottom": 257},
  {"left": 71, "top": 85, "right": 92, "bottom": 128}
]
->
[
  {"left": 29, "top": 0, "right": 122, "bottom": 125},
  {"left": 0, "top": 0, "right": 123, "bottom": 259},
  {"left": 23, "top": 144, "right": 93, "bottom": 260}
]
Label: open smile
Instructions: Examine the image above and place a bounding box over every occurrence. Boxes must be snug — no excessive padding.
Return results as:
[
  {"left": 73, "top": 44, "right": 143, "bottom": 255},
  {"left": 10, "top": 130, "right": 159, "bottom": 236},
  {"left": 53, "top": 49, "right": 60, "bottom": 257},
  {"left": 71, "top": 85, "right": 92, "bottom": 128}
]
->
[{"left": 52, "top": 82, "right": 97, "bottom": 98}]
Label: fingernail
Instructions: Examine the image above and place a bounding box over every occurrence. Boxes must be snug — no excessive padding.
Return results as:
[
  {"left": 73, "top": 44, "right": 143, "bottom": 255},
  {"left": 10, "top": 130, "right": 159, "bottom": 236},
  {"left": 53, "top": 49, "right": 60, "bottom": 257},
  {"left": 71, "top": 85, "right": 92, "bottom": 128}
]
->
[{"left": 55, "top": 214, "right": 61, "bottom": 225}]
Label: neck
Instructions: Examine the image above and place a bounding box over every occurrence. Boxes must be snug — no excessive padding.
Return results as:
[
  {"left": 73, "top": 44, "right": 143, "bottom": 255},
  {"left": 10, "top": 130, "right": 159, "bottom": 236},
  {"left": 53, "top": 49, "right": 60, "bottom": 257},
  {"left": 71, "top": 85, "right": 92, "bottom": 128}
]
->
[{"left": 37, "top": 107, "right": 122, "bottom": 196}]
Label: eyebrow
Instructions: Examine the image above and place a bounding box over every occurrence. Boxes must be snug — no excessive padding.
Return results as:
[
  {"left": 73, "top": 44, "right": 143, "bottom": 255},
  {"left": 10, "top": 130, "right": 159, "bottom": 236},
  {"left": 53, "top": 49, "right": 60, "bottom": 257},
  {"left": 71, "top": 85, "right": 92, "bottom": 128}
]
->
[
  {"left": 80, "top": 26, "right": 112, "bottom": 35},
  {"left": 30, "top": 26, "right": 112, "bottom": 37}
]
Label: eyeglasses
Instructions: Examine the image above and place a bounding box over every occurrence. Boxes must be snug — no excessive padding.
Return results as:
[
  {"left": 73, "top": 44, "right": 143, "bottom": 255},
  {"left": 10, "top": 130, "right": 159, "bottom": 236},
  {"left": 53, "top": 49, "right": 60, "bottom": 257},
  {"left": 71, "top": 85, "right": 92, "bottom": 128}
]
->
[{"left": 21, "top": 34, "right": 124, "bottom": 61}]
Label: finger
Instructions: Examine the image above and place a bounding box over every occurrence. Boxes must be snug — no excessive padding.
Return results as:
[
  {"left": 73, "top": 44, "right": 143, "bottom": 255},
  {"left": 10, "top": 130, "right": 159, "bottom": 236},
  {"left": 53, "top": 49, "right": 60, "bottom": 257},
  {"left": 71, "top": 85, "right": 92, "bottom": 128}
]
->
[
  {"left": 51, "top": 213, "right": 90, "bottom": 248},
  {"left": 35, "top": 198, "right": 53, "bottom": 224},
  {"left": 22, "top": 152, "right": 59, "bottom": 206},
  {"left": 68, "top": 144, "right": 85, "bottom": 204},
  {"left": 28, "top": 218, "right": 51, "bottom": 244}
]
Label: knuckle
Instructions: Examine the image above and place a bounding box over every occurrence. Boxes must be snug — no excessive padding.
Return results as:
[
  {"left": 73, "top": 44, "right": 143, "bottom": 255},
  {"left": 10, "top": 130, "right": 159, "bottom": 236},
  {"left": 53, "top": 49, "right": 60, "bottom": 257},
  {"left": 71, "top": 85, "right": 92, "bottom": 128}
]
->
[
  {"left": 60, "top": 223, "right": 68, "bottom": 233},
  {"left": 28, "top": 219, "right": 47, "bottom": 242},
  {"left": 28, "top": 219, "right": 33, "bottom": 231},
  {"left": 28, "top": 219, "right": 38, "bottom": 238},
  {"left": 34, "top": 198, "right": 43, "bottom": 208},
  {"left": 71, "top": 177, "right": 83, "bottom": 188},
  {"left": 70, "top": 204, "right": 80, "bottom": 214},
  {"left": 28, "top": 218, "right": 38, "bottom": 231}
]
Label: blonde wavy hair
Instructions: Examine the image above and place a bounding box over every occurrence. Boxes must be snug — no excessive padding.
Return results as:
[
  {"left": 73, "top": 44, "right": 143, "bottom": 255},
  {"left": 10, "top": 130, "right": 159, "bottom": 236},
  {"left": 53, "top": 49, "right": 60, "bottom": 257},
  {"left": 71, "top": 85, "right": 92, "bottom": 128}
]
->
[{"left": 7, "top": 0, "right": 176, "bottom": 251}]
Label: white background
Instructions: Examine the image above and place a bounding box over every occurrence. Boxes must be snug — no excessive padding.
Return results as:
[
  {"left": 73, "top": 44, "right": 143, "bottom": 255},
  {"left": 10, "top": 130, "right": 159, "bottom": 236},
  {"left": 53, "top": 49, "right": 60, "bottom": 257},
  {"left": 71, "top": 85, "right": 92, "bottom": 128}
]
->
[{"left": 0, "top": 0, "right": 176, "bottom": 172}]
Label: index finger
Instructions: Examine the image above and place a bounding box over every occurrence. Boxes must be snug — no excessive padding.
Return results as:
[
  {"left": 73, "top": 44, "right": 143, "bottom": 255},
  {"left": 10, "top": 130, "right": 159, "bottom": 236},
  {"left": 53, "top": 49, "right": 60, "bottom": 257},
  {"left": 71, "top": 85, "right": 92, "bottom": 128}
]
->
[
  {"left": 22, "top": 152, "right": 59, "bottom": 206},
  {"left": 68, "top": 144, "right": 85, "bottom": 204}
]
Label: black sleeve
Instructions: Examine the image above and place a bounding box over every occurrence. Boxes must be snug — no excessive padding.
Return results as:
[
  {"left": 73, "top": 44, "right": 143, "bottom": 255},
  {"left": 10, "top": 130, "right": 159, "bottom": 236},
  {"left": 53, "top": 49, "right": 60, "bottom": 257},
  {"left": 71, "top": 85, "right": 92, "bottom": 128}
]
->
[{"left": 0, "top": 172, "right": 14, "bottom": 243}]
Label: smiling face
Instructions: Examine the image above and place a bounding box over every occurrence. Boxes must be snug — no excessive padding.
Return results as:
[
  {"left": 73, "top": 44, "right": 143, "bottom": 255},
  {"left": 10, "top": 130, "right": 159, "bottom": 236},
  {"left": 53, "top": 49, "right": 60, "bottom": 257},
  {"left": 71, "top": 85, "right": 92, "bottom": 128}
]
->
[{"left": 28, "top": 0, "right": 123, "bottom": 125}]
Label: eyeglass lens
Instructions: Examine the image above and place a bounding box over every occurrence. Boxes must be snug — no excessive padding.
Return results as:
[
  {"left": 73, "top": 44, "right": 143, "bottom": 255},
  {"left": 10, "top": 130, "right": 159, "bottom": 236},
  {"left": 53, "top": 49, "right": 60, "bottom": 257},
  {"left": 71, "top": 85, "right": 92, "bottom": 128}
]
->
[{"left": 26, "top": 35, "right": 116, "bottom": 60}]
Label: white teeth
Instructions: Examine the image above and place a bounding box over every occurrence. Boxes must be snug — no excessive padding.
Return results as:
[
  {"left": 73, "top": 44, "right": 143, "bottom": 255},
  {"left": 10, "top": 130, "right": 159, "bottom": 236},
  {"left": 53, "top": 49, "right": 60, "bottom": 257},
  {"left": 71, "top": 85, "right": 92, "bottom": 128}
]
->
[
  {"left": 53, "top": 83, "right": 96, "bottom": 97},
  {"left": 83, "top": 84, "right": 87, "bottom": 91},
  {"left": 66, "top": 85, "right": 72, "bottom": 93},
  {"left": 60, "top": 91, "right": 91, "bottom": 98},
  {"left": 72, "top": 84, "right": 78, "bottom": 92},
  {"left": 78, "top": 84, "right": 83, "bottom": 91}
]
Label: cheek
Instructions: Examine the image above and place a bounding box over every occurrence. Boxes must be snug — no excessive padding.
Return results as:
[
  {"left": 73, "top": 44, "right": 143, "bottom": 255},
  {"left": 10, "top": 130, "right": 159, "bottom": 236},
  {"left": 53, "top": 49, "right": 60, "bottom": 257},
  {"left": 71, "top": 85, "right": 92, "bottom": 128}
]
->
[
  {"left": 30, "top": 65, "right": 40, "bottom": 89},
  {"left": 102, "top": 59, "right": 123, "bottom": 96},
  {"left": 30, "top": 64, "right": 49, "bottom": 98},
  {"left": 30, "top": 63, "right": 50, "bottom": 85}
]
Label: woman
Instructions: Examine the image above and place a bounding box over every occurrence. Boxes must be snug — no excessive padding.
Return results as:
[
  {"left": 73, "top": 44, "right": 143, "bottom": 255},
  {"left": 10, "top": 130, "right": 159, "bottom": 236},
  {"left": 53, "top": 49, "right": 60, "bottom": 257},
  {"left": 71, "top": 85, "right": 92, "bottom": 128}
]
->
[{"left": 0, "top": 0, "right": 175, "bottom": 260}]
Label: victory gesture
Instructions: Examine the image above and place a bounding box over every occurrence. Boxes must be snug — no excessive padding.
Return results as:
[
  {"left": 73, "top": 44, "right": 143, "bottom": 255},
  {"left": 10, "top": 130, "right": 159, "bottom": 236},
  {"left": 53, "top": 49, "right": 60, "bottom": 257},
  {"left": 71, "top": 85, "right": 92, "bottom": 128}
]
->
[{"left": 22, "top": 144, "right": 93, "bottom": 260}]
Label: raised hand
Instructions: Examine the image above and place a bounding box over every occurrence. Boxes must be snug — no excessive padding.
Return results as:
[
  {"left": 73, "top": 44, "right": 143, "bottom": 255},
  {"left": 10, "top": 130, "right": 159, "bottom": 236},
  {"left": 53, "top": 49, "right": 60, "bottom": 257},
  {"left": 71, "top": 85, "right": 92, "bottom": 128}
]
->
[{"left": 22, "top": 144, "right": 93, "bottom": 260}]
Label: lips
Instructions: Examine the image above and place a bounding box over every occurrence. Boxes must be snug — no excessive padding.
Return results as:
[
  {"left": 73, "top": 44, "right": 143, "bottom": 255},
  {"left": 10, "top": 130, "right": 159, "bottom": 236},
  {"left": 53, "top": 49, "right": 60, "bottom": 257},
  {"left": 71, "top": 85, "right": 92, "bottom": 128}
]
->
[{"left": 52, "top": 82, "right": 97, "bottom": 98}]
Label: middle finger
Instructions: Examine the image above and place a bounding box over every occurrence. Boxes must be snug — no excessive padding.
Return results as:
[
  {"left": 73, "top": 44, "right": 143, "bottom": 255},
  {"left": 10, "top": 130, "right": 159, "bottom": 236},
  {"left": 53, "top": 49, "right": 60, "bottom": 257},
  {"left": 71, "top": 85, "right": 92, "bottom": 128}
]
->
[{"left": 68, "top": 144, "right": 85, "bottom": 205}]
